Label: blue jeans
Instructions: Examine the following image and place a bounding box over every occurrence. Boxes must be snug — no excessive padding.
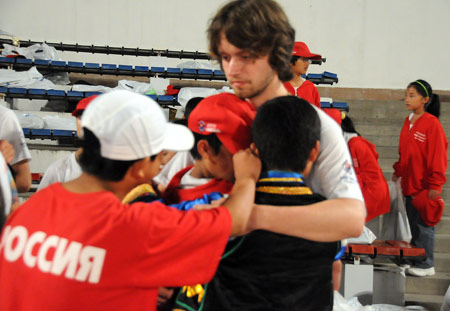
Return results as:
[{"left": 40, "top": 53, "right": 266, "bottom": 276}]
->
[{"left": 405, "top": 196, "right": 435, "bottom": 268}]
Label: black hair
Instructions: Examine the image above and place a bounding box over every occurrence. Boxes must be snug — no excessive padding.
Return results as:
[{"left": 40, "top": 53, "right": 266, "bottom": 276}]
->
[
  {"left": 184, "top": 97, "right": 203, "bottom": 120},
  {"left": 290, "top": 55, "right": 300, "bottom": 65},
  {"left": 78, "top": 128, "right": 151, "bottom": 181},
  {"left": 189, "top": 133, "right": 223, "bottom": 160},
  {"left": 171, "top": 118, "right": 187, "bottom": 126},
  {"left": 252, "top": 96, "right": 320, "bottom": 172},
  {"left": 341, "top": 115, "right": 361, "bottom": 136},
  {"left": 208, "top": 0, "right": 295, "bottom": 82},
  {"left": 408, "top": 79, "right": 441, "bottom": 119}
]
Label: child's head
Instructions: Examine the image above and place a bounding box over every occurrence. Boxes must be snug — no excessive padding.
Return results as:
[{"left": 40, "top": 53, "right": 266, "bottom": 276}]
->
[
  {"left": 79, "top": 90, "right": 194, "bottom": 182},
  {"left": 406, "top": 79, "right": 441, "bottom": 118},
  {"left": 290, "top": 42, "right": 321, "bottom": 76},
  {"left": 184, "top": 97, "right": 203, "bottom": 120},
  {"left": 72, "top": 95, "right": 98, "bottom": 137},
  {"left": 188, "top": 93, "right": 256, "bottom": 181},
  {"left": 252, "top": 96, "right": 320, "bottom": 174}
]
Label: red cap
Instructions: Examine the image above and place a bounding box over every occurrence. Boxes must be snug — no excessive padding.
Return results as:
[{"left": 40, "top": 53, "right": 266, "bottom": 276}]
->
[
  {"left": 72, "top": 95, "right": 98, "bottom": 117},
  {"left": 292, "top": 42, "right": 322, "bottom": 60},
  {"left": 188, "top": 93, "right": 256, "bottom": 154},
  {"left": 412, "top": 190, "right": 444, "bottom": 226},
  {"left": 323, "top": 108, "right": 343, "bottom": 125}
]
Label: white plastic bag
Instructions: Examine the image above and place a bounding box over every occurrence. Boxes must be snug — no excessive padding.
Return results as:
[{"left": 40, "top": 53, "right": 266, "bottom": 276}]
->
[
  {"left": 347, "top": 226, "right": 377, "bottom": 244},
  {"left": 0, "top": 67, "right": 55, "bottom": 89},
  {"left": 13, "top": 112, "right": 45, "bottom": 129},
  {"left": 379, "top": 179, "right": 411, "bottom": 242},
  {"left": 2, "top": 43, "right": 60, "bottom": 61},
  {"left": 116, "top": 80, "right": 155, "bottom": 94}
]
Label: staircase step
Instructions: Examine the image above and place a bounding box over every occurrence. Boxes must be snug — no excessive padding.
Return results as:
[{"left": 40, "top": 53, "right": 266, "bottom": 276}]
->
[
  {"left": 435, "top": 234, "right": 450, "bottom": 254},
  {"left": 435, "top": 253, "right": 450, "bottom": 273},
  {"left": 406, "top": 271, "right": 450, "bottom": 295},
  {"left": 405, "top": 293, "right": 446, "bottom": 311},
  {"left": 436, "top": 216, "right": 450, "bottom": 234}
]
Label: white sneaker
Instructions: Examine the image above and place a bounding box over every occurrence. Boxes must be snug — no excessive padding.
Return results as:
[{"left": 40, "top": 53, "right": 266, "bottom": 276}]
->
[
  {"left": 400, "top": 264, "right": 411, "bottom": 269},
  {"left": 406, "top": 266, "right": 435, "bottom": 277}
]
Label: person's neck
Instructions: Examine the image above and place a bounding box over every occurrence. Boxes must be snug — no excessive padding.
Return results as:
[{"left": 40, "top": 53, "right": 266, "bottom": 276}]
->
[
  {"left": 248, "top": 77, "right": 289, "bottom": 109},
  {"left": 411, "top": 108, "right": 426, "bottom": 123},
  {"left": 289, "top": 74, "right": 304, "bottom": 88},
  {"left": 190, "top": 161, "right": 213, "bottom": 179},
  {"left": 62, "top": 173, "right": 132, "bottom": 201}
]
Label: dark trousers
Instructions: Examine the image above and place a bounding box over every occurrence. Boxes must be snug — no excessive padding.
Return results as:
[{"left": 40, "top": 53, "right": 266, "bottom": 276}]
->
[{"left": 405, "top": 196, "right": 435, "bottom": 268}]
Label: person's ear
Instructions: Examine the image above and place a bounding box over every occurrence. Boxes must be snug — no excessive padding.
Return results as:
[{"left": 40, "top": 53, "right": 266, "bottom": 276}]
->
[
  {"left": 250, "top": 142, "right": 259, "bottom": 157},
  {"left": 197, "top": 140, "right": 212, "bottom": 160},
  {"left": 128, "top": 158, "right": 148, "bottom": 182},
  {"left": 308, "top": 141, "right": 320, "bottom": 162}
]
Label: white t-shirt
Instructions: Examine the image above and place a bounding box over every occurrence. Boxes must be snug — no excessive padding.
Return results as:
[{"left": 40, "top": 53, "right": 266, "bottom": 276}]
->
[
  {"left": 306, "top": 106, "right": 363, "bottom": 200},
  {"left": 153, "top": 151, "right": 195, "bottom": 187},
  {"left": 38, "top": 152, "right": 82, "bottom": 191},
  {"left": 0, "top": 106, "right": 32, "bottom": 165}
]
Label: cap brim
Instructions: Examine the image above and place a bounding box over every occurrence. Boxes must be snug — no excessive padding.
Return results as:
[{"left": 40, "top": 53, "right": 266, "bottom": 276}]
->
[
  {"left": 161, "top": 123, "right": 194, "bottom": 152},
  {"left": 293, "top": 51, "right": 322, "bottom": 60}
]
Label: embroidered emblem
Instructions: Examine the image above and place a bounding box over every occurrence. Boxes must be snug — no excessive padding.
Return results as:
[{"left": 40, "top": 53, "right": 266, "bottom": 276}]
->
[{"left": 414, "top": 131, "right": 426, "bottom": 143}]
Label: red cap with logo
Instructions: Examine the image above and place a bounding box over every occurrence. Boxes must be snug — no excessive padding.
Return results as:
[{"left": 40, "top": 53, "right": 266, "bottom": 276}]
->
[
  {"left": 188, "top": 93, "right": 256, "bottom": 154},
  {"left": 412, "top": 190, "right": 445, "bottom": 226},
  {"left": 72, "top": 95, "right": 98, "bottom": 117},
  {"left": 292, "top": 42, "right": 322, "bottom": 60}
]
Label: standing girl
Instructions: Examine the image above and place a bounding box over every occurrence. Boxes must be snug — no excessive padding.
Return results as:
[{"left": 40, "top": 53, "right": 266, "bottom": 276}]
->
[{"left": 393, "top": 79, "right": 448, "bottom": 277}]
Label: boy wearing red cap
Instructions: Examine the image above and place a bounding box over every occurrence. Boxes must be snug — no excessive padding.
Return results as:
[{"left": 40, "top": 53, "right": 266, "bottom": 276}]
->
[
  {"left": 38, "top": 95, "right": 98, "bottom": 191},
  {"left": 162, "top": 92, "right": 255, "bottom": 205},
  {"left": 284, "top": 41, "right": 322, "bottom": 108}
]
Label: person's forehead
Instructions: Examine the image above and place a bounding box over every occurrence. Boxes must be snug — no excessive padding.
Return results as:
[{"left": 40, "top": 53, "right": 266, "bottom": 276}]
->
[{"left": 217, "top": 32, "right": 244, "bottom": 54}]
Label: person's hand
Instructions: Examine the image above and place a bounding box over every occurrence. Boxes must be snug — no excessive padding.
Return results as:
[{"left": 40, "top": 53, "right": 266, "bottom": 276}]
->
[
  {"left": 0, "top": 140, "right": 15, "bottom": 164},
  {"left": 193, "top": 196, "right": 227, "bottom": 211},
  {"left": 428, "top": 189, "right": 440, "bottom": 200},
  {"left": 157, "top": 287, "right": 174, "bottom": 307},
  {"left": 232, "top": 148, "right": 261, "bottom": 183}
]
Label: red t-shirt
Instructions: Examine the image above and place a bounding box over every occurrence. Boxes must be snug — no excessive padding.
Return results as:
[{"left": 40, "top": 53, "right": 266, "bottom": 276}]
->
[
  {"left": 347, "top": 136, "right": 390, "bottom": 222},
  {"left": 163, "top": 165, "right": 233, "bottom": 204},
  {"left": 283, "top": 80, "right": 321, "bottom": 108},
  {"left": 0, "top": 183, "right": 231, "bottom": 311},
  {"left": 393, "top": 113, "right": 448, "bottom": 195}
]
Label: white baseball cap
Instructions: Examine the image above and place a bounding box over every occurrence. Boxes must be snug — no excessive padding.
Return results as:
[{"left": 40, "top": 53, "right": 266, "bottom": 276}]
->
[{"left": 81, "top": 90, "right": 194, "bottom": 161}]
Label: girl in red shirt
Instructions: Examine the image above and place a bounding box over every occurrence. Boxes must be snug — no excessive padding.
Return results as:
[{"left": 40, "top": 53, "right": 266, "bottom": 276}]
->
[
  {"left": 283, "top": 42, "right": 321, "bottom": 108},
  {"left": 393, "top": 79, "right": 448, "bottom": 277}
]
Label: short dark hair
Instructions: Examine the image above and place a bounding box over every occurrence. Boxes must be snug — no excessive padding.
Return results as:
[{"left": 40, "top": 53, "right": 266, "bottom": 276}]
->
[
  {"left": 290, "top": 55, "right": 300, "bottom": 65},
  {"left": 78, "top": 128, "right": 153, "bottom": 181},
  {"left": 252, "top": 96, "right": 321, "bottom": 172},
  {"left": 208, "top": 0, "right": 295, "bottom": 82},
  {"left": 408, "top": 79, "right": 441, "bottom": 119},
  {"left": 184, "top": 97, "right": 203, "bottom": 120},
  {"left": 189, "top": 133, "right": 223, "bottom": 160}
]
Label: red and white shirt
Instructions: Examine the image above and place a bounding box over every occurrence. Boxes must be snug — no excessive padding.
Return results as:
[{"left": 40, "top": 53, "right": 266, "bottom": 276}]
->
[
  {"left": 0, "top": 183, "right": 231, "bottom": 311},
  {"left": 283, "top": 80, "right": 321, "bottom": 108}
]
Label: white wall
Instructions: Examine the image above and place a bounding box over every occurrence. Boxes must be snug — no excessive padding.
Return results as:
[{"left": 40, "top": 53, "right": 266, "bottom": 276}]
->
[{"left": 1, "top": 0, "right": 449, "bottom": 91}]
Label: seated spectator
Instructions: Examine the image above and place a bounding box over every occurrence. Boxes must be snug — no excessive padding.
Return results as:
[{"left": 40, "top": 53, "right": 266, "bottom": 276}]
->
[
  {"left": 0, "top": 106, "right": 32, "bottom": 193},
  {"left": 0, "top": 90, "right": 261, "bottom": 311},
  {"left": 174, "top": 96, "right": 340, "bottom": 311},
  {"left": 38, "top": 95, "right": 97, "bottom": 191}
]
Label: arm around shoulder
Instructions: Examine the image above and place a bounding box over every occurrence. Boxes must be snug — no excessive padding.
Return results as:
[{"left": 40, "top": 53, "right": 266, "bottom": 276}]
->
[{"left": 249, "top": 197, "right": 365, "bottom": 242}]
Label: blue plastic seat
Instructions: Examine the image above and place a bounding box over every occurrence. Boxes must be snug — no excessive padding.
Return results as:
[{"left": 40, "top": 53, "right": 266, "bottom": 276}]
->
[
  {"left": 22, "top": 128, "right": 30, "bottom": 135},
  {"left": 53, "top": 130, "right": 74, "bottom": 137},
  {"left": 67, "top": 91, "right": 83, "bottom": 97},
  {"left": 167, "top": 67, "right": 181, "bottom": 73},
  {"left": 323, "top": 71, "right": 338, "bottom": 79},
  {"left": 135, "top": 66, "right": 149, "bottom": 72},
  {"left": 333, "top": 102, "right": 349, "bottom": 110},
  {"left": 0, "top": 86, "right": 8, "bottom": 93},
  {"left": 151, "top": 67, "right": 165, "bottom": 73},
  {"left": 47, "top": 90, "right": 66, "bottom": 96},
  {"left": 68, "top": 61, "right": 83, "bottom": 68},
  {"left": 84, "top": 92, "right": 102, "bottom": 97},
  {"left": 198, "top": 69, "right": 213, "bottom": 75},
  {"left": 9, "top": 88, "right": 27, "bottom": 94},
  {"left": 85, "top": 63, "right": 100, "bottom": 69},
  {"left": 16, "top": 58, "right": 33, "bottom": 65},
  {"left": 34, "top": 59, "right": 51, "bottom": 66},
  {"left": 101, "top": 64, "right": 117, "bottom": 70},
  {"left": 307, "top": 73, "right": 322, "bottom": 80},
  {"left": 182, "top": 68, "right": 196, "bottom": 74},
  {"left": 320, "top": 102, "right": 332, "bottom": 109},
  {"left": 28, "top": 89, "right": 47, "bottom": 95},
  {"left": 118, "top": 65, "right": 133, "bottom": 71},
  {"left": 31, "top": 129, "right": 51, "bottom": 136},
  {"left": 51, "top": 60, "right": 67, "bottom": 67},
  {"left": 0, "top": 57, "right": 14, "bottom": 64}
]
